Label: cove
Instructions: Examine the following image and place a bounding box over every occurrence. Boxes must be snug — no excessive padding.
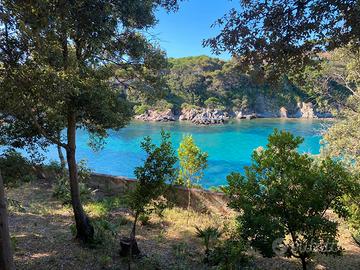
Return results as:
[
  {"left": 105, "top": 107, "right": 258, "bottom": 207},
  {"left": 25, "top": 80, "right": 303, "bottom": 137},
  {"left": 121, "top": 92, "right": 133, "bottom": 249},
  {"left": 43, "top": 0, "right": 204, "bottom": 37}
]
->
[{"left": 40, "top": 118, "right": 329, "bottom": 188}]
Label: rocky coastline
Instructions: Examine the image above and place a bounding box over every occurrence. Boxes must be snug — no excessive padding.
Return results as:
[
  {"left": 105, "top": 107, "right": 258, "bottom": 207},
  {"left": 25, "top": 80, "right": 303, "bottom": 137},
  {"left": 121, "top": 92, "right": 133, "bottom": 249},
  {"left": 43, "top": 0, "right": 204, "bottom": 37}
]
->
[{"left": 134, "top": 101, "right": 333, "bottom": 125}]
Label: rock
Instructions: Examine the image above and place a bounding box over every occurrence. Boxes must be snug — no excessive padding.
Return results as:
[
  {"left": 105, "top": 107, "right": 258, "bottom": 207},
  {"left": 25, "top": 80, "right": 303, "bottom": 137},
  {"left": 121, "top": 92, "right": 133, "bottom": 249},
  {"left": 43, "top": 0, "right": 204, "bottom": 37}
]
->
[
  {"left": 299, "top": 102, "right": 316, "bottom": 118},
  {"left": 245, "top": 114, "right": 256, "bottom": 120},
  {"left": 179, "top": 108, "right": 229, "bottom": 125},
  {"left": 135, "top": 109, "right": 176, "bottom": 122},
  {"left": 279, "top": 107, "right": 288, "bottom": 118}
]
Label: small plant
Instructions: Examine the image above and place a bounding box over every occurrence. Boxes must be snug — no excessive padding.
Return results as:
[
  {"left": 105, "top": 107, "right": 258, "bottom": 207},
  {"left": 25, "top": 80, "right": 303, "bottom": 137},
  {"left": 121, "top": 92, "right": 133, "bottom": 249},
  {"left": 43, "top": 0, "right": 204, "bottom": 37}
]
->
[
  {"left": 208, "top": 238, "right": 249, "bottom": 269},
  {"left": 0, "top": 149, "right": 36, "bottom": 186},
  {"left": 138, "top": 213, "right": 151, "bottom": 226},
  {"left": 195, "top": 225, "right": 222, "bottom": 262},
  {"left": 52, "top": 160, "right": 93, "bottom": 204},
  {"left": 204, "top": 97, "right": 225, "bottom": 110},
  {"left": 177, "top": 134, "right": 208, "bottom": 223},
  {"left": 120, "top": 130, "right": 177, "bottom": 258},
  {"left": 134, "top": 104, "right": 150, "bottom": 115}
]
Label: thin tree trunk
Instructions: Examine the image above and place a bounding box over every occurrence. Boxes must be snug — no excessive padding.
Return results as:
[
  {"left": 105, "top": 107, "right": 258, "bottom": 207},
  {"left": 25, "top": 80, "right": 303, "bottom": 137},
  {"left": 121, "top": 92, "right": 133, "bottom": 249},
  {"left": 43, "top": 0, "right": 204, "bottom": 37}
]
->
[
  {"left": 300, "top": 256, "right": 307, "bottom": 270},
  {"left": 56, "top": 129, "right": 66, "bottom": 170},
  {"left": 57, "top": 143, "right": 66, "bottom": 170},
  {"left": 187, "top": 187, "right": 191, "bottom": 224},
  {"left": 66, "top": 112, "right": 94, "bottom": 243},
  {"left": 0, "top": 170, "right": 15, "bottom": 270}
]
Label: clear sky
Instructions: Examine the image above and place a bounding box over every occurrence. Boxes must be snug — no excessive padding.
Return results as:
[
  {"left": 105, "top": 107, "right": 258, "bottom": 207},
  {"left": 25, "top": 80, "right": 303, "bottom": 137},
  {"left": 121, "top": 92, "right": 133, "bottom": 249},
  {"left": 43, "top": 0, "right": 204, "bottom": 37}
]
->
[{"left": 150, "top": 0, "right": 239, "bottom": 60}]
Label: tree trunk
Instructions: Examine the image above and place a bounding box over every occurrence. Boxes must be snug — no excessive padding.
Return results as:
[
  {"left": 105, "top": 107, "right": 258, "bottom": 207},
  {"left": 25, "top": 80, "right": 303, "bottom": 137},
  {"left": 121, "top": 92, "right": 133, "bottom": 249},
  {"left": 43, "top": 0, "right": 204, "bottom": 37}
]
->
[
  {"left": 56, "top": 130, "right": 66, "bottom": 170},
  {"left": 57, "top": 144, "right": 66, "bottom": 170},
  {"left": 66, "top": 112, "right": 94, "bottom": 243},
  {"left": 119, "top": 212, "right": 140, "bottom": 259},
  {"left": 187, "top": 187, "right": 191, "bottom": 224},
  {"left": 300, "top": 256, "right": 307, "bottom": 270},
  {"left": 0, "top": 170, "right": 15, "bottom": 270}
]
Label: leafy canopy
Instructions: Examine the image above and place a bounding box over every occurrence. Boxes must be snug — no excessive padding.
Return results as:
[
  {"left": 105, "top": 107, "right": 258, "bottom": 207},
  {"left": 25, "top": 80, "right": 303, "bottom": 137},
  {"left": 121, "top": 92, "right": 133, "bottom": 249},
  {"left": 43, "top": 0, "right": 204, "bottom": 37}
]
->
[
  {"left": 0, "top": 0, "right": 180, "bottom": 150},
  {"left": 205, "top": 0, "right": 360, "bottom": 79}
]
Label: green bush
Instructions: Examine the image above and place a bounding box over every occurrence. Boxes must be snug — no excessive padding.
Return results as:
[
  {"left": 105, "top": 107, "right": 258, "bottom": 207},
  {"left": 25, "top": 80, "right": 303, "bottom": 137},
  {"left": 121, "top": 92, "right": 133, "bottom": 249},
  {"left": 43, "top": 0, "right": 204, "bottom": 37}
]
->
[
  {"left": 204, "top": 97, "right": 225, "bottom": 110},
  {"left": 226, "top": 130, "right": 356, "bottom": 270},
  {"left": 52, "top": 160, "right": 93, "bottom": 204},
  {"left": 46, "top": 160, "right": 64, "bottom": 175},
  {"left": 180, "top": 103, "right": 200, "bottom": 110},
  {"left": 155, "top": 99, "right": 173, "bottom": 111},
  {"left": 208, "top": 238, "right": 249, "bottom": 269},
  {"left": 0, "top": 149, "right": 36, "bottom": 186},
  {"left": 134, "top": 104, "right": 150, "bottom": 115}
]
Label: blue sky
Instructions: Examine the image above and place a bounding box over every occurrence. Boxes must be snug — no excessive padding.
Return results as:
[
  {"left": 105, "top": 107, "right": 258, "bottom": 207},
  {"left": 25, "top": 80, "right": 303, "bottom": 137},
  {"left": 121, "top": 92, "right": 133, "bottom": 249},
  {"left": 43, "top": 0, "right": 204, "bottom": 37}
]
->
[{"left": 150, "top": 0, "right": 239, "bottom": 59}]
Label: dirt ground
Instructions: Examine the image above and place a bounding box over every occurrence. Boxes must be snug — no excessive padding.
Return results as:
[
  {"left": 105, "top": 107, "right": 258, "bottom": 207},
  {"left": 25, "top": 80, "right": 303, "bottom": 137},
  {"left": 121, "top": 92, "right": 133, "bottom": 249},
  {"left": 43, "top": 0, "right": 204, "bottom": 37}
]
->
[{"left": 6, "top": 179, "right": 360, "bottom": 270}]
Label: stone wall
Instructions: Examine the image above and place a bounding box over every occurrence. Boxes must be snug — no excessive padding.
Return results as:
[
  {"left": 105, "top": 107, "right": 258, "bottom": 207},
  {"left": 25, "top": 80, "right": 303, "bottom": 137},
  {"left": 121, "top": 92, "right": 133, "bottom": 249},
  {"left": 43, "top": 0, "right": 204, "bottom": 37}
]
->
[{"left": 88, "top": 173, "right": 230, "bottom": 214}]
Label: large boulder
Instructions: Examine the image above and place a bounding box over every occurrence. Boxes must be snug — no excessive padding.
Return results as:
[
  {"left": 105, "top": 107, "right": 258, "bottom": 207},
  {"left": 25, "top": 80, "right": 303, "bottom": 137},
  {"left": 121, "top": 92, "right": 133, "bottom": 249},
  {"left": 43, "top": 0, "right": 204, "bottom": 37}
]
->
[
  {"left": 135, "top": 109, "right": 176, "bottom": 122},
  {"left": 296, "top": 102, "right": 316, "bottom": 118}
]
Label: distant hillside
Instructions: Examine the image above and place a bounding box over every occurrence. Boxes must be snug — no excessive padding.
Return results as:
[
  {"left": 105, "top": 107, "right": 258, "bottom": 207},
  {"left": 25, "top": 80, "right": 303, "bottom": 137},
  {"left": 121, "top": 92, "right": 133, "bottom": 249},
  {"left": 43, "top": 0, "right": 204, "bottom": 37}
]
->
[{"left": 129, "top": 55, "right": 309, "bottom": 116}]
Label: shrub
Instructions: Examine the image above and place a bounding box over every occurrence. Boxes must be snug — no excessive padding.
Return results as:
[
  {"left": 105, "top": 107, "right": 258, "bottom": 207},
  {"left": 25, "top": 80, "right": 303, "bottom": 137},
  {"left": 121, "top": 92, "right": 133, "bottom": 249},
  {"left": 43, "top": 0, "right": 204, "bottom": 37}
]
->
[
  {"left": 134, "top": 104, "right": 150, "bottom": 115},
  {"left": 208, "top": 238, "right": 249, "bottom": 269},
  {"left": 121, "top": 130, "right": 177, "bottom": 257},
  {"left": 195, "top": 225, "right": 222, "bottom": 262},
  {"left": 204, "top": 97, "right": 225, "bottom": 110},
  {"left": 0, "top": 149, "right": 36, "bottom": 186},
  {"left": 181, "top": 103, "right": 200, "bottom": 110},
  {"left": 52, "top": 160, "right": 93, "bottom": 204},
  {"left": 177, "top": 134, "right": 208, "bottom": 222},
  {"left": 226, "top": 129, "right": 356, "bottom": 270},
  {"left": 155, "top": 99, "right": 173, "bottom": 111}
]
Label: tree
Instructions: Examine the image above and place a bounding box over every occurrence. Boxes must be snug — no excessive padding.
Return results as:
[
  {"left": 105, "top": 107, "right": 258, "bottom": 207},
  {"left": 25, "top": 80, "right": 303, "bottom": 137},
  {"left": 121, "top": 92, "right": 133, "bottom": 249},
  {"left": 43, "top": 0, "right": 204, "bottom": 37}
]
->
[
  {"left": 226, "top": 130, "right": 356, "bottom": 270},
  {"left": 204, "top": 97, "right": 223, "bottom": 110},
  {"left": 205, "top": 0, "right": 360, "bottom": 79},
  {"left": 177, "top": 135, "right": 208, "bottom": 221},
  {"left": 0, "top": 170, "right": 15, "bottom": 270},
  {"left": 121, "top": 131, "right": 177, "bottom": 257},
  {"left": 0, "top": 0, "right": 180, "bottom": 243}
]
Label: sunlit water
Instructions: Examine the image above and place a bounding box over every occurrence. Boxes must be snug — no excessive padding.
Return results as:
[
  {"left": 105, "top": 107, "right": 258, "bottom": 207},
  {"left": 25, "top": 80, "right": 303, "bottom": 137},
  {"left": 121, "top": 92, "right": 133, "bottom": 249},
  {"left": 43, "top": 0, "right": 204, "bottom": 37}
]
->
[{"left": 37, "top": 119, "right": 328, "bottom": 188}]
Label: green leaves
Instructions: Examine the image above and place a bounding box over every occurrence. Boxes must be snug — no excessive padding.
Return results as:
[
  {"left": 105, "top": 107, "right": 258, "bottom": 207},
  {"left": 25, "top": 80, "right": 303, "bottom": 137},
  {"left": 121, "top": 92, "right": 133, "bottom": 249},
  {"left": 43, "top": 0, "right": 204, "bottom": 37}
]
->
[
  {"left": 205, "top": 0, "right": 360, "bottom": 80},
  {"left": 227, "top": 129, "right": 356, "bottom": 266},
  {"left": 177, "top": 134, "right": 208, "bottom": 188},
  {"left": 128, "top": 130, "right": 177, "bottom": 215}
]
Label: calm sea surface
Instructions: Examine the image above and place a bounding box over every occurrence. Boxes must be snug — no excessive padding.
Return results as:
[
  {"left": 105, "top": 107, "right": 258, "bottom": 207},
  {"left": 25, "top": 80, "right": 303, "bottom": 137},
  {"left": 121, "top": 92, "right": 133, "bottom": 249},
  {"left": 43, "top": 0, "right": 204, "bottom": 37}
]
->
[{"left": 40, "top": 119, "right": 328, "bottom": 187}]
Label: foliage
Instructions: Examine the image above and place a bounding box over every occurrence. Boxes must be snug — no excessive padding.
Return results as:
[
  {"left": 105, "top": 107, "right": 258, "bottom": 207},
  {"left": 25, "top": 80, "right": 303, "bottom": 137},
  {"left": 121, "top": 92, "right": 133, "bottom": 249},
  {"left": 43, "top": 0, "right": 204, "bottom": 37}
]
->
[
  {"left": 207, "top": 237, "right": 249, "bottom": 269},
  {"left": 126, "top": 130, "right": 177, "bottom": 249},
  {"left": 0, "top": 0, "right": 180, "bottom": 243},
  {"left": 195, "top": 225, "right": 222, "bottom": 261},
  {"left": 177, "top": 135, "right": 208, "bottom": 188},
  {"left": 204, "top": 97, "right": 224, "bottom": 110},
  {"left": 205, "top": 0, "right": 360, "bottom": 79},
  {"left": 226, "top": 129, "right": 356, "bottom": 270},
  {"left": 134, "top": 104, "right": 150, "bottom": 115},
  {"left": 0, "top": 149, "right": 36, "bottom": 186},
  {"left": 52, "top": 160, "right": 93, "bottom": 205},
  {"left": 154, "top": 56, "right": 305, "bottom": 112},
  {"left": 177, "top": 134, "right": 207, "bottom": 223}
]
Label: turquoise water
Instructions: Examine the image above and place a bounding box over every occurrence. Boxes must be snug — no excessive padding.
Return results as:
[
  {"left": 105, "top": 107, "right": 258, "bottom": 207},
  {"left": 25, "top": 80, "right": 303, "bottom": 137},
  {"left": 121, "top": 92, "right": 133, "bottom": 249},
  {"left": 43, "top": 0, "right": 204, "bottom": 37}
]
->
[{"left": 41, "top": 119, "right": 327, "bottom": 188}]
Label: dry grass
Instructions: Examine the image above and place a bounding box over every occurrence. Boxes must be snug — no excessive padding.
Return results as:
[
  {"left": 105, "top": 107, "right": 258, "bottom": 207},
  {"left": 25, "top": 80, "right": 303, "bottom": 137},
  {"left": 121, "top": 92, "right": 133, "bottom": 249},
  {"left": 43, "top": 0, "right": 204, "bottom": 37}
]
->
[{"left": 6, "top": 179, "right": 360, "bottom": 270}]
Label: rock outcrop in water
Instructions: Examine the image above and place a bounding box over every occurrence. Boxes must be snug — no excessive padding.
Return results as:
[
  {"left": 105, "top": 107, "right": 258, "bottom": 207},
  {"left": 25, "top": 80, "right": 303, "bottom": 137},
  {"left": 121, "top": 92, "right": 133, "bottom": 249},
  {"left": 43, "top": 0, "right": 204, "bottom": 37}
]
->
[
  {"left": 179, "top": 108, "right": 230, "bottom": 124},
  {"left": 135, "top": 109, "right": 176, "bottom": 122},
  {"left": 134, "top": 100, "right": 332, "bottom": 125}
]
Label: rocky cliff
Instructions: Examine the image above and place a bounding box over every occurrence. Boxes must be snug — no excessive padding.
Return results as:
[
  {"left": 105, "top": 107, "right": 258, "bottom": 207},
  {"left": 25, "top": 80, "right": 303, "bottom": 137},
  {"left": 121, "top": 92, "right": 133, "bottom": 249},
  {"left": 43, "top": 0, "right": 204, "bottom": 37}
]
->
[{"left": 134, "top": 101, "right": 332, "bottom": 125}]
